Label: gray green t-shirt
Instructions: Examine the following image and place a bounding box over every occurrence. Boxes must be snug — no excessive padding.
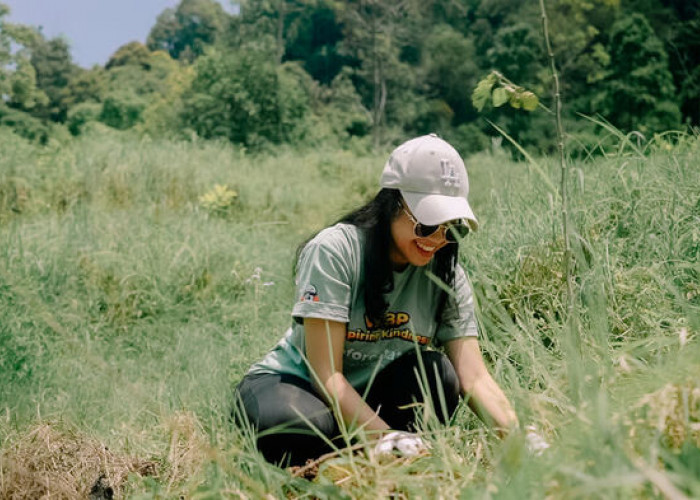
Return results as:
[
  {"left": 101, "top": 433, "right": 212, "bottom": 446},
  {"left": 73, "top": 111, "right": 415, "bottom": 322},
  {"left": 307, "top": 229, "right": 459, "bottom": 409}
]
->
[{"left": 248, "top": 223, "right": 478, "bottom": 389}]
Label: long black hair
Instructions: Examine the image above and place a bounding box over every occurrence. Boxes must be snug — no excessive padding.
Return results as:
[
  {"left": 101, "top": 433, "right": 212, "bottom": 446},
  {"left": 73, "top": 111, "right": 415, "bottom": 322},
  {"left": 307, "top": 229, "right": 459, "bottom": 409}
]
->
[{"left": 297, "top": 188, "right": 458, "bottom": 326}]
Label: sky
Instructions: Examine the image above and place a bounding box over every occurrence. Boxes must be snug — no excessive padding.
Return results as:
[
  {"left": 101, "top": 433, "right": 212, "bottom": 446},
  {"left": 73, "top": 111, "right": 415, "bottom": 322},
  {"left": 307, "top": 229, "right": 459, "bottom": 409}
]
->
[{"left": 3, "top": 0, "right": 235, "bottom": 68}]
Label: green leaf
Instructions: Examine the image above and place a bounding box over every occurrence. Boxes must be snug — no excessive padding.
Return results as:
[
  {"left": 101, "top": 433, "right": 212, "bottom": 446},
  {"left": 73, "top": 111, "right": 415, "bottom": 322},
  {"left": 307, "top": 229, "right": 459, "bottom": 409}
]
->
[
  {"left": 472, "top": 86, "right": 489, "bottom": 111},
  {"left": 492, "top": 87, "right": 508, "bottom": 107},
  {"left": 472, "top": 73, "right": 497, "bottom": 111},
  {"left": 508, "top": 92, "right": 522, "bottom": 109},
  {"left": 521, "top": 91, "right": 539, "bottom": 111}
]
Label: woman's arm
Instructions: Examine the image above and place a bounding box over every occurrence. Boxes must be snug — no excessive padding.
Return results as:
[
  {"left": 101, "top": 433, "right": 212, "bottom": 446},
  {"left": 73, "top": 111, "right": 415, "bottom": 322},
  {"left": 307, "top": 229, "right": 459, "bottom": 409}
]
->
[
  {"left": 304, "top": 317, "right": 391, "bottom": 433},
  {"left": 446, "top": 337, "right": 519, "bottom": 436}
]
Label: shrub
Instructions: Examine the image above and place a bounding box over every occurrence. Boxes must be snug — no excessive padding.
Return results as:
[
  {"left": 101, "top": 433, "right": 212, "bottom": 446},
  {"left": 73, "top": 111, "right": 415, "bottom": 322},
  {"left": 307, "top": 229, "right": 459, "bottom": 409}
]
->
[
  {"left": 181, "top": 46, "right": 310, "bottom": 148},
  {"left": 198, "top": 184, "right": 238, "bottom": 216},
  {"left": 0, "top": 106, "right": 51, "bottom": 144},
  {"left": 99, "top": 91, "right": 147, "bottom": 130},
  {"left": 66, "top": 102, "right": 102, "bottom": 136}
]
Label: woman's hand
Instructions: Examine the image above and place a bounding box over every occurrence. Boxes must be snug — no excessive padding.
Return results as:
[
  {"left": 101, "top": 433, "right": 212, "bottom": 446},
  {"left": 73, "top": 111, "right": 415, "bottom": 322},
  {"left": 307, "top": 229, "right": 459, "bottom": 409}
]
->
[
  {"left": 525, "top": 425, "right": 550, "bottom": 455},
  {"left": 372, "top": 431, "right": 429, "bottom": 457},
  {"left": 446, "top": 337, "right": 519, "bottom": 435}
]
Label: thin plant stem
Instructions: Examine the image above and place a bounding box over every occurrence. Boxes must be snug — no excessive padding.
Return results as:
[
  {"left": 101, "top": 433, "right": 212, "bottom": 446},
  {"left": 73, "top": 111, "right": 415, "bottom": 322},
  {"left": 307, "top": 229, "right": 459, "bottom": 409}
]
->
[{"left": 539, "top": 0, "right": 574, "bottom": 316}]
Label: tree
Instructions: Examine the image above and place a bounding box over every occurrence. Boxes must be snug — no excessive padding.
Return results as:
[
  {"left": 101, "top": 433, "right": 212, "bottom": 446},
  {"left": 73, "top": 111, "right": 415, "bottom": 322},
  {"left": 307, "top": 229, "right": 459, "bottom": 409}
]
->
[
  {"left": 99, "top": 91, "right": 147, "bottom": 130},
  {"left": 105, "top": 51, "right": 180, "bottom": 100},
  {"left": 29, "top": 36, "right": 79, "bottom": 122},
  {"left": 181, "top": 45, "right": 310, "bottom": 147},
  {"left": 7, "top": 58, "right": 46, "bottom": 111},
  {"left": 97, "top": 43, "right": 182, "bottom": 131},
  {"left": 62, "top": 67, "right": 107, "bottom": 109},
  {"left": 421, "top": 24, "right": 480, "bottom": 125},
  {"left": 671, "top": 16, "right": 700, "bottom": 124},
  {"left": 137, "top": 62, "right": 194, "bottom": 138},
  {"left": 106, "top": 41, "right": 153, "bottom": 70},
  {"left": 147, "top": 0, "right": 230, "bottom": 62},
  {"left": 0, "top": 3, "right": 46, "bottom": 110},
  {"left": 0, "top": 3, "right": 50, "bottom": 141},
  {"left": 147, "top": 8, "right": 179, "bottom": 56},
  {"left": 335, "top": 0, "right": 421, "bottom": 148},
  {"left": 239, "top": 0, "right": 311, "bottom": 64},
  {"left": 595, "top": 12, "right": 681, "bottom": 134},
  {"left": 486, "top": 22, "right": 542, "bottom": 88},
  {"left": 542, "top": 0, "right": 618, "bottom": 115},
  {"left": 631, "top": 0, "right": 700, "bottom": 125},
  {"left": 324, "top": 67, "right": 371, "bottom": 139},
  {"left": 279, "top": 0, "right": 348, "bottom": 84}
]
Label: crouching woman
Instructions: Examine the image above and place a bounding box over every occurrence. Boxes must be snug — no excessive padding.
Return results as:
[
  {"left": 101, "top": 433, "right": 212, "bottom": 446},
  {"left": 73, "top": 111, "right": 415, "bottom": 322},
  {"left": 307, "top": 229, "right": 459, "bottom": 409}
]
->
[{"left": 233, "top": 134, "right": 519, "bottom": 466}]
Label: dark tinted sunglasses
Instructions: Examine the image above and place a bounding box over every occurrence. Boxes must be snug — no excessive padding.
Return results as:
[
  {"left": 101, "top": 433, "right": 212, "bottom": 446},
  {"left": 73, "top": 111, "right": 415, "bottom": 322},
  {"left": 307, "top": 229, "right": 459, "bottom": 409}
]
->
[{"left": 402, "top": 207, "right": 470, "bottom": 243}]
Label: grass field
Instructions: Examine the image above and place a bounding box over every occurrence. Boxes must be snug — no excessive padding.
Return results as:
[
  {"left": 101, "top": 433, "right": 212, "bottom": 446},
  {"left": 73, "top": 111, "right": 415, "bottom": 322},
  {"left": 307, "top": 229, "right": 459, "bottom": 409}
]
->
[{"left": 1, "top": 126, "right": 699, "bottom": 498}]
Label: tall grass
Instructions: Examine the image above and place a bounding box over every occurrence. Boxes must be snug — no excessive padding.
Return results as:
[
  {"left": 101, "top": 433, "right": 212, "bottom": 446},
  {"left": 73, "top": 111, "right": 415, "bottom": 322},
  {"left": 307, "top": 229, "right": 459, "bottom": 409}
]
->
[{"left": 1, "top": 126, "right": 698, "bottom": 498}]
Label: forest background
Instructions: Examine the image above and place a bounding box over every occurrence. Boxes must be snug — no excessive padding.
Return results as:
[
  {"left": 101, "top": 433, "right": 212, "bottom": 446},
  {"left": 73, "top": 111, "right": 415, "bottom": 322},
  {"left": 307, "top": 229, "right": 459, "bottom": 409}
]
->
[{"left": 1, "top": 0, "right": 699, "bottom": 153}]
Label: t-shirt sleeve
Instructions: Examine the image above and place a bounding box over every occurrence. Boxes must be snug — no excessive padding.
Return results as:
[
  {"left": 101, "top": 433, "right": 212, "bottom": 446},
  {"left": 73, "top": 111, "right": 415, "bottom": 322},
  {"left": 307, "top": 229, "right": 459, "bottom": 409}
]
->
[
  {"left": 291, "top": 231, "right": 354, "bottom": 323},
  {"left": 435, "top": 264, "right": 478, "bottom": 344}
]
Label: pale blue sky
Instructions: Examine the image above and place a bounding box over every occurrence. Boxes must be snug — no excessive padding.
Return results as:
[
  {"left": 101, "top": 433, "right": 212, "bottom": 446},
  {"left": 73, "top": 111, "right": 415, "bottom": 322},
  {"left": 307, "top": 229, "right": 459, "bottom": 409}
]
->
[{"left": 3, "top": 0, "right": 235, "bottom": 68}]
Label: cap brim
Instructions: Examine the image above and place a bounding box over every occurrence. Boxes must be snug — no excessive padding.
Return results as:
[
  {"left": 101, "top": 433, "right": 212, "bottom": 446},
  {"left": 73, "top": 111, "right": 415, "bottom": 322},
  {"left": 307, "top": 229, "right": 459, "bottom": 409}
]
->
[{"left": 402, "top": 191, "right": 479, "bottom": 231}]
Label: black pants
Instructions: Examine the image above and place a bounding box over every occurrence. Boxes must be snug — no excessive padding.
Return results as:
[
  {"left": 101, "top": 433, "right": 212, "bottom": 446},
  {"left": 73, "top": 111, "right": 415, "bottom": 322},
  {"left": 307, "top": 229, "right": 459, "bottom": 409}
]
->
[{"left": 233, "top": 350, "right": 460, "bottom": 466}]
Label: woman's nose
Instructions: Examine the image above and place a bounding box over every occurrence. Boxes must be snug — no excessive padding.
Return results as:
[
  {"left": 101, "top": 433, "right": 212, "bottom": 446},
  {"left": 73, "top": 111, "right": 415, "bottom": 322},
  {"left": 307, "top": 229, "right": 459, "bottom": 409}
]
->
[{"left": 426, "top": 227, "right": 448, "bottom": 244}]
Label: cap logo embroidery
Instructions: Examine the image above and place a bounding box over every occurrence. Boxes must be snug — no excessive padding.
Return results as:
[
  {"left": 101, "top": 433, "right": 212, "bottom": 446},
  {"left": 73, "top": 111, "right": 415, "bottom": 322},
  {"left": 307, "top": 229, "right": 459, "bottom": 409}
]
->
[{"left": 440, "top": 159, "right": 460, "bottom": 191}]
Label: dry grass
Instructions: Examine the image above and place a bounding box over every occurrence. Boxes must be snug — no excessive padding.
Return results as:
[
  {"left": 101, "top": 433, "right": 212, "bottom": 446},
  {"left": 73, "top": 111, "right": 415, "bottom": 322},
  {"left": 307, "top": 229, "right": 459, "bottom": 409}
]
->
[
  {"left": 0, "top": 422, "right": 156, "bottom": 499},
  {"left": 0, "top": 411, "right": 214, "bottom": 499},
  {"left": 160, "top": 411, "right": 211, "bottom": 491},
  {"left": 630, "top": 381, "right": 700, "bottom": 450}
]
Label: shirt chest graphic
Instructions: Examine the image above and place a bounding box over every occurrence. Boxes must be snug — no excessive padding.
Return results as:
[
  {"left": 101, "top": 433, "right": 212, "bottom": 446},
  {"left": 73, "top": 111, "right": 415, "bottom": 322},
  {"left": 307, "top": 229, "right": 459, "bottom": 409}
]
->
[{"left": 345, "top": 310, "right": 430, "bottom": 346}]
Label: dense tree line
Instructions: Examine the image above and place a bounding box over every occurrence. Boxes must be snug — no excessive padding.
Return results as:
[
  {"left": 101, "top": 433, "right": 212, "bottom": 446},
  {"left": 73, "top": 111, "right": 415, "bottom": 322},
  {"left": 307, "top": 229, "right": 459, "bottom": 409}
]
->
[{"left": 0, "top": 0, "right": 698, "bottom": 153}]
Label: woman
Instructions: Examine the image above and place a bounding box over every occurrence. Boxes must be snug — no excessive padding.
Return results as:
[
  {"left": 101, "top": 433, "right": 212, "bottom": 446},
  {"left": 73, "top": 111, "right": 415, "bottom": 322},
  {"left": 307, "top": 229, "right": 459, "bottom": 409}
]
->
[{"left": 234, "top": 134, "right": 519, "bottom": 466}]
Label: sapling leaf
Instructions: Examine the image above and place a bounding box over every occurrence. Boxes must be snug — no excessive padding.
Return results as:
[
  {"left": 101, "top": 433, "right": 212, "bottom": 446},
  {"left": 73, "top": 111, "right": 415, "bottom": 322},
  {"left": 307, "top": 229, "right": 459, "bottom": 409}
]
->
[
  {"left": 508, "top": 92, "right": 522, "bottom": 109},
  {"left": 493, "top": 87, "right": 509, "bottom": 107},
  {"left": 521, "top": 91, "right": 539, "bottom": 111},
  {"left": 472, "top": 73, "right": 497, "bottom": 111},
  {"left": 472, "top": 87, "right": 489, "bottom": 111}
]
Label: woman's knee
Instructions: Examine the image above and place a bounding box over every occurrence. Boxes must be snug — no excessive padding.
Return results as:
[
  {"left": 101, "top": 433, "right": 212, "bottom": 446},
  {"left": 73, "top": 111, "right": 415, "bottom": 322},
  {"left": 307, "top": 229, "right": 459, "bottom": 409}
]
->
[
  {"left": 232, "top": 373, "right": 337, "bottom": 437},
  {"left": 270, "top": 401, "right": 336, "bottom": 437},
  {"left": 232, "top": 374, "right": 340, "bottom": 466}
]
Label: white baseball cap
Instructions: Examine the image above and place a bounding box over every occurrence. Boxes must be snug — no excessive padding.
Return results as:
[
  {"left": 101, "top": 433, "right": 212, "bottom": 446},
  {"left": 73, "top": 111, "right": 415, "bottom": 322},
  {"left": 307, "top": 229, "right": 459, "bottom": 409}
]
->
[{"left": 380, "top": 134, "right": 478, "bottom": 231}]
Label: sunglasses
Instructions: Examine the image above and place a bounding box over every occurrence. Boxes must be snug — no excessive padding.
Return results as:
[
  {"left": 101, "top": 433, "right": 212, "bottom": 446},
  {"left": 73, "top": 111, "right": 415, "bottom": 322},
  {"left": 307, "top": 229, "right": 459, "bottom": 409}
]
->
[{"left": 402, "top": 206, "right": 470, "bottom": 243}]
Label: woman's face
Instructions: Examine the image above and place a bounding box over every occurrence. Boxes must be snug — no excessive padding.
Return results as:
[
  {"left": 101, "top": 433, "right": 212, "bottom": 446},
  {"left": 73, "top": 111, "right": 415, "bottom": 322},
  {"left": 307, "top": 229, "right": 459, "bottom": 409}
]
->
[{"left": 389, "top": 206, "right": 449, "bottom": 268}]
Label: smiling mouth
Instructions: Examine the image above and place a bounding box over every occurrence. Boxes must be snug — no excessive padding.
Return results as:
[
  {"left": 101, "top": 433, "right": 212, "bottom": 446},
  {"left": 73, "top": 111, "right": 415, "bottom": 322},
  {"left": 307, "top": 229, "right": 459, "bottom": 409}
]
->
[{"left": 415, "top": 241, "right": 436, "bottom": 253}]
